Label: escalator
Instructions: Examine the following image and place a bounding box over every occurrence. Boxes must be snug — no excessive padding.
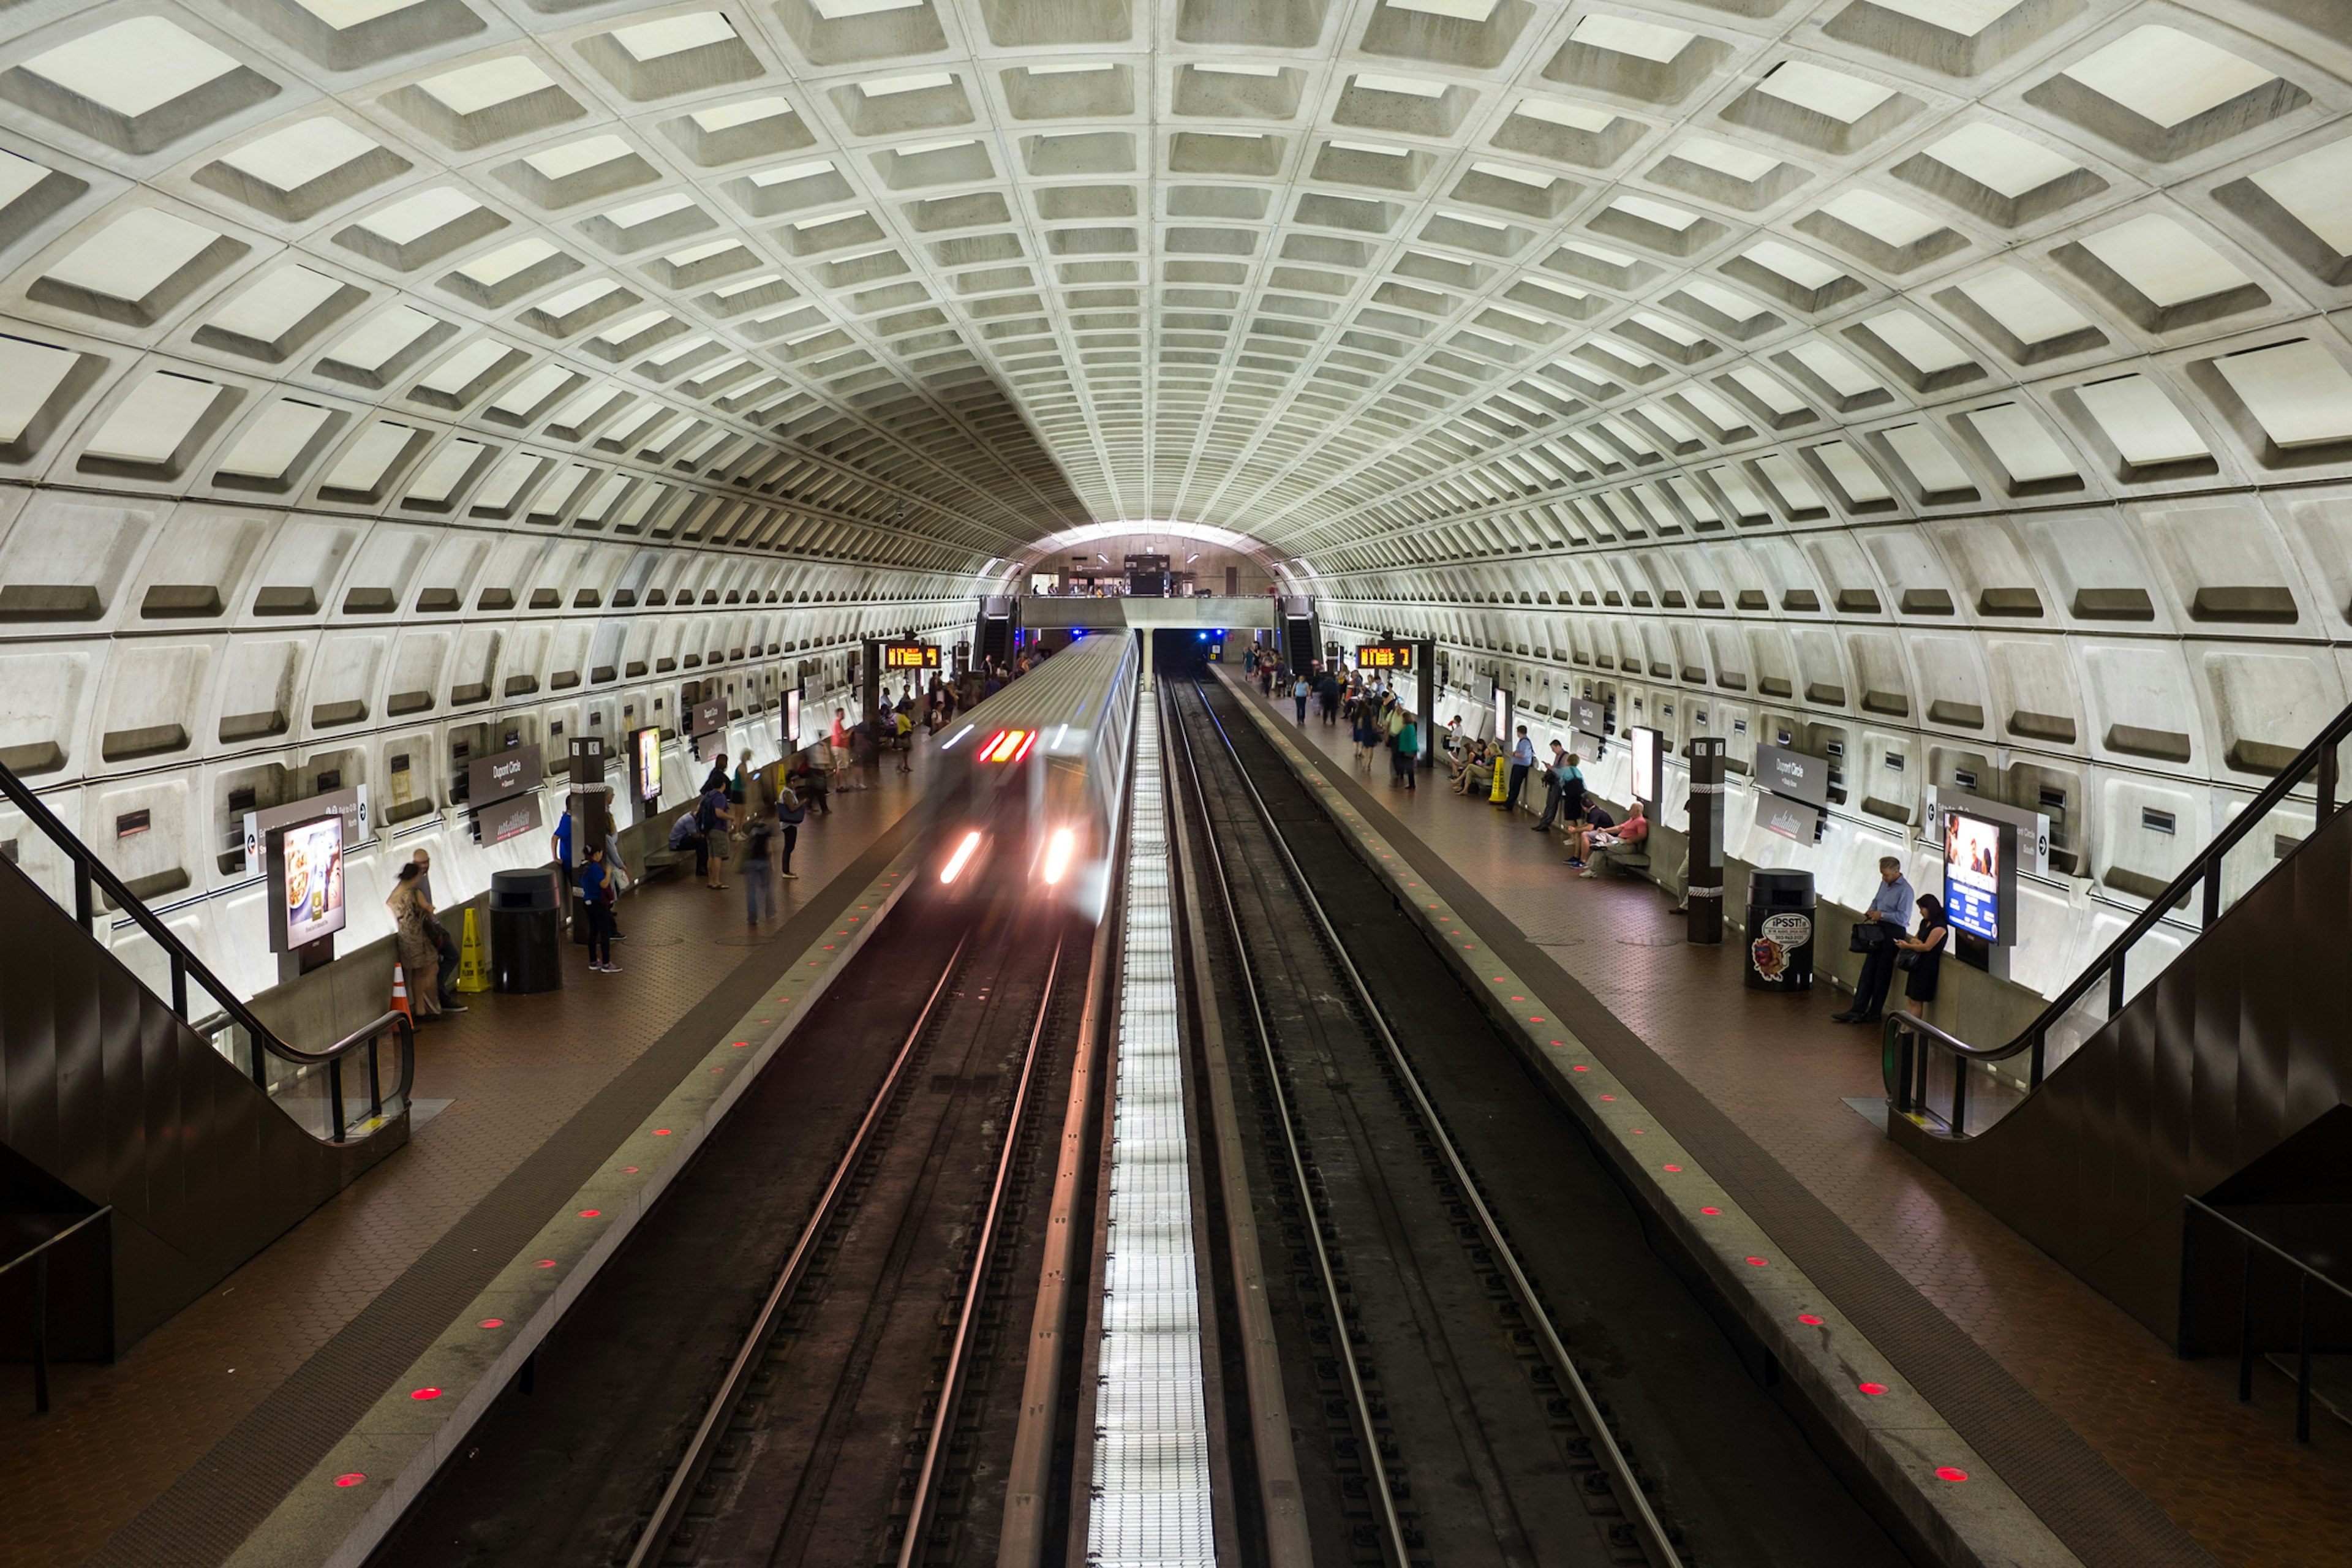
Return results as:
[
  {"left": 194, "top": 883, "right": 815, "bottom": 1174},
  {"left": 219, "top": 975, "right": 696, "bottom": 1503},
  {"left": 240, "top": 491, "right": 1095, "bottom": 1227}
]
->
[
  {"left": 0, "top": 759, "right": 413, "bottom": 1362},
  {"left": 1885, "top": 703, "right": 2352, "bottom": 1352}
]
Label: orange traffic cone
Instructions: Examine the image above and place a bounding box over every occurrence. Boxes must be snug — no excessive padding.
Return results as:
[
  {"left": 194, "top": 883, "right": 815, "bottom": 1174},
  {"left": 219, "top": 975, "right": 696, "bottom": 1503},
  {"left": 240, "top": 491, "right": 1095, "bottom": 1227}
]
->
[{"left": 390, "top": 962, "right": 412, "bottom": 1022}]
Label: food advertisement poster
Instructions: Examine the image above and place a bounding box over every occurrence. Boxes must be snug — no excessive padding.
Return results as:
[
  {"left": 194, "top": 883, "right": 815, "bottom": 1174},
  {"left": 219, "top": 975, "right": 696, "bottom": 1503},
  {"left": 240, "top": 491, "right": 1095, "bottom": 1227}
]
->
[{"left": 276, "top": 813, "right": 345, "bottom": 951}]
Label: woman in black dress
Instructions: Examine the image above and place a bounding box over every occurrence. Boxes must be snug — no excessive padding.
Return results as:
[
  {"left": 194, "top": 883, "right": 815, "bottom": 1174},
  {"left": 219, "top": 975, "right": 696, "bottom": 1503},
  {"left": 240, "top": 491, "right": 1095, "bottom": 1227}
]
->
[{"left": 1896, "top": 894, "right": 1949, "bottom": 1017}]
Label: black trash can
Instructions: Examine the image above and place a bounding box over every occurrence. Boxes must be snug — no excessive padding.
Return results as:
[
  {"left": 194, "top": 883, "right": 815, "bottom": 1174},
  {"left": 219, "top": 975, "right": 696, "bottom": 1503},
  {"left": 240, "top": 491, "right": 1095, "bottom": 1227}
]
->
[
  {"left": 491, "top": 867, "right": 564, "bottom": 993},
  {"left": 1744, "top": 868, "right": 1816, "bottom": 991}
]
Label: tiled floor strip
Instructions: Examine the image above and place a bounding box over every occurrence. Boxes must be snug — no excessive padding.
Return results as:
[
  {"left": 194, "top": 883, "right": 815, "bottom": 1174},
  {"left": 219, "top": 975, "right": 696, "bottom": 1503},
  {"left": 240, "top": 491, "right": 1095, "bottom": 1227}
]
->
[{"left": 1087, "top": 699, "right": 1218, "bottom": 1568}]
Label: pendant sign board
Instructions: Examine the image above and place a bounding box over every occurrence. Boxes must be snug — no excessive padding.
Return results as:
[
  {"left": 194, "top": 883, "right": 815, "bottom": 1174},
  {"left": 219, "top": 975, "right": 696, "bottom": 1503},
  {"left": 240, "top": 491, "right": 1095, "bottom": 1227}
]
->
[
  {"left": 477, "top": 792, "right": 541, "bottom": 846},
  {"left": 1754, "top": 743, "right": 1829, "bottom": 810},
  {"left": 1755, "top": 792, "right": 1823, "bottom": 844},
  {"left": 467, "top": 744, "right": 543, "bottom": 807},
  {"left": 692, "top": 697, "right": 726, "bottom": 739},
  {"left": 1627, "top": 725, "right": 1664, "bottom": 805},
  {"left": 1568, "top": 698, "right": 1607, "bottom": 751},
  {"left": 1944, "top": 811, "right": 2018, "bottom": 946}
]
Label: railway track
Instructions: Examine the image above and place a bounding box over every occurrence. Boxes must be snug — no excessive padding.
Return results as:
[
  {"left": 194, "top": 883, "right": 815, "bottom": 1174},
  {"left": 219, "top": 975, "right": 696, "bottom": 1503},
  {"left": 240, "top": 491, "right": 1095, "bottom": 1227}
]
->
[
  {"left": 1167, "top": 675, "right": 1678, "bottom": 1568},
  {"left": 624, "top": 902, "right": 1082, "bottom": 1568}
]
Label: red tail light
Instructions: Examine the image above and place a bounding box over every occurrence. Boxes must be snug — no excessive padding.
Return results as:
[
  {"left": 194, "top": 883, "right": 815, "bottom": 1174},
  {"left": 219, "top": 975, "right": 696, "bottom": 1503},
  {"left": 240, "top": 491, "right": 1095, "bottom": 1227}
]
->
[{"left": 981, "top": 729, "right": 1030, "bottom": 763}]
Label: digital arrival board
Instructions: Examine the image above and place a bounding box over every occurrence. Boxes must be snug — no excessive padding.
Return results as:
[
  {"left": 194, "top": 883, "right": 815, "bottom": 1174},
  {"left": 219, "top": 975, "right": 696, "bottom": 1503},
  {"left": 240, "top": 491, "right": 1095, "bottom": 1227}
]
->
[{"left": 1355, "top": 643, "right": 1414, "bottom": 671}]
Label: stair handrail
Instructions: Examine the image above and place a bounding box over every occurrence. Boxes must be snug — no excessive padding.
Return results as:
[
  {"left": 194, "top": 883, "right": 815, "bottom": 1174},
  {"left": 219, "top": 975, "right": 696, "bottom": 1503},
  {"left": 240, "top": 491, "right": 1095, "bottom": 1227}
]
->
[
  {"left": 0, "top": 755, "right": 411, "bottom": 1091},
  {"left": 1888, "top": 695, "right": 2349, "bottom": 1128}
]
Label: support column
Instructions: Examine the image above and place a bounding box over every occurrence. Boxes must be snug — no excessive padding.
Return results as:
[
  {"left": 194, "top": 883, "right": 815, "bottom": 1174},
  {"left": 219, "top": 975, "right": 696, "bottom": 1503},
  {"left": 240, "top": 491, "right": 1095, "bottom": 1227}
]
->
[{"left": 1686, "top": 736, "right": 1724, "bottom": 944}]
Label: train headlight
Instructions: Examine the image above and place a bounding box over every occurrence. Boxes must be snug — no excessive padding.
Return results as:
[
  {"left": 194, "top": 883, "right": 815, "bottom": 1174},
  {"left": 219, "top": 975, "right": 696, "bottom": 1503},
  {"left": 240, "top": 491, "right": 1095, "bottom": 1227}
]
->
[
  {"left": 1041, "top": 827, "right": 1076, "bottom": 886},
  {"left": 940, "top": 830, "right": 983, "bottom": 885}
]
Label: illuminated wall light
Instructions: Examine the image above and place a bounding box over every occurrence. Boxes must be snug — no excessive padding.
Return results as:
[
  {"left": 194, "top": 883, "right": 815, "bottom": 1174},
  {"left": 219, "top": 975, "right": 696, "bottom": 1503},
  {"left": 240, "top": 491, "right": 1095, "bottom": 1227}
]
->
[{"left": 940, "top": 829, "right": 983, "bottom": 884}]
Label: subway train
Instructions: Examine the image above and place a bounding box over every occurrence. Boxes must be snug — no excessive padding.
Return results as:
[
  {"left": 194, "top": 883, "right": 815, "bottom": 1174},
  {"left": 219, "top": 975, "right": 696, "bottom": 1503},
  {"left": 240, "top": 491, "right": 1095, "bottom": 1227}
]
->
[{"left": 925, "top": 632, "right": 1139, "bottom": 922}]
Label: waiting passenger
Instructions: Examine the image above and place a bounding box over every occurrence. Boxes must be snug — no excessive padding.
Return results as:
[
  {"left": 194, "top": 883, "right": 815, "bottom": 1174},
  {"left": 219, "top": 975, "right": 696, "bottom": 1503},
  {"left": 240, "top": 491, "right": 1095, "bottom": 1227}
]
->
[
  {"left": 1831, "top": 857, "right": 1914, "bottom": 1027},
  {"left": 1563, "top": 799, "right": 1616, "bottom": 867},
  {"left": 578, "top": 845, "right": 619, "bottom": 973},
  {"left": 1504, "top": 725, "right": 1536, "bottom": 813},
  {"left": 697, "top": 780, "right": 733, "bottom": 891},
  {"left": 1532, "top": 741, "right": 1572, "bottom": 832},
  {"left": 741, "top": 807, "right": 775, "bottom": 925},
  {"left": 1394, "top": 712, "right": 1419, "bottom": 791},
  {"left": 830, "top": 709, "right": 854, "bottom": 785},
  {"left": 787, "top": 751, "right": 831, "bottom": 815},
  {"left": 1579, "top": 799, "right": 1649, "bottom": 879},
  {"left": 390, "top": 863, "right": 445, "bottom": 1020},
  {"left": 669, "top": 807, "right": 709, "bottom": 881},
  {"left": 1894, "top": 894, "right": 1949, "bottom": 1019}
]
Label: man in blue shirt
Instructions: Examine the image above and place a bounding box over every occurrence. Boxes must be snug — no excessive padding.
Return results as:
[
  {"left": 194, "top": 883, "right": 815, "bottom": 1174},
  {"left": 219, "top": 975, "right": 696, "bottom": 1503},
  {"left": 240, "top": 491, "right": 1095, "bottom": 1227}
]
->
[
  {"left": 1832, "top": 856, "right": 1914, "bottom": 1025},
  {"left": 1504, "top": 726, "right": 1536, "bottom": 813}
]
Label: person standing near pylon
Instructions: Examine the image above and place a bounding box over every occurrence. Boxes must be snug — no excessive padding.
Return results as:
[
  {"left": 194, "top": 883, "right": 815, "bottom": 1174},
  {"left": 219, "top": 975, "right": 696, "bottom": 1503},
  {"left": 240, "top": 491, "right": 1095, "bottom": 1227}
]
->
[{"left": 390, "top": 862, "right": 444, "bottom": 1022}]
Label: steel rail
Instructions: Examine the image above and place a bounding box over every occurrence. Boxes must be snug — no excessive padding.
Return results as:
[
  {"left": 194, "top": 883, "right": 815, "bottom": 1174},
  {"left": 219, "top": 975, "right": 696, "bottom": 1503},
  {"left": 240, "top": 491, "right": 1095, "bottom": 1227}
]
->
[
  {"left": 896, "top": 936, "right": 1068, "bottom": 1567},
  {"left": 1163, "top": 683, "right": 1415, "bottom": 1568},
  {"left": 623, "top": 929, "right": 973, "bottom": 1568},
  {"left": 1191, "top": 678, "right": 1687, "bottom": 1568}
]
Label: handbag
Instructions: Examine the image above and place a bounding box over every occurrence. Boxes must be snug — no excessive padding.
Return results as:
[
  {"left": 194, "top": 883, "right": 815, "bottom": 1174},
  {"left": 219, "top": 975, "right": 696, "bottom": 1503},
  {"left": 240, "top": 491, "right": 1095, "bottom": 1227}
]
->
[
  {"left": 1849, "top": 921, "right": 1887, "bottom": 953},
  {"left": 1896, "top": 949, "right": 1919, "bottom": 971}
]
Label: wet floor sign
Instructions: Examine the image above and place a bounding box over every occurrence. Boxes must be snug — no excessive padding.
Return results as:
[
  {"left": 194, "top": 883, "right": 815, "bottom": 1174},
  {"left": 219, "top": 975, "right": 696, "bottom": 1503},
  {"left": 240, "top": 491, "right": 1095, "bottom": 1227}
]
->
[{"left": 456, "top": 906, "right": 491, "bottom": 993}]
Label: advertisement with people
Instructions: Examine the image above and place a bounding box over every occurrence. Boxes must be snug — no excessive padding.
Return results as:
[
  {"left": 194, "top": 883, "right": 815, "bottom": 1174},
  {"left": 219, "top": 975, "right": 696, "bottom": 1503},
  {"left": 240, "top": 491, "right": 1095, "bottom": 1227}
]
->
[
  {"left": 277, "top": 813, "right": 346, "bottom": 951},
  {"left": 1945, "top": 812, "right": 2004, "bottom": 943}
]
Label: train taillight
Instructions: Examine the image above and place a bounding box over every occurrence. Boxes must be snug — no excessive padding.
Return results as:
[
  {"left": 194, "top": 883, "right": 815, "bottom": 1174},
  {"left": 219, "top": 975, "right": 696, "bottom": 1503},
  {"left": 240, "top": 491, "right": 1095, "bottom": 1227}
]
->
[{"left": 980, "top": 729, "right": 1036, "bottom": 763}]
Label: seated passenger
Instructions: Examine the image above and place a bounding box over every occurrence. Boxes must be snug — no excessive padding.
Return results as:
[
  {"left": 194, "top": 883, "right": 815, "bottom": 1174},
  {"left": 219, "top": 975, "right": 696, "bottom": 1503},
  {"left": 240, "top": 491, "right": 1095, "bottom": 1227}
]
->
[
  {"left": 1579, "top": 800, "right": 1650, "bottom": 880},
  {"left": 1564, "top": 801, "right": 1616, "bottom": 867}
]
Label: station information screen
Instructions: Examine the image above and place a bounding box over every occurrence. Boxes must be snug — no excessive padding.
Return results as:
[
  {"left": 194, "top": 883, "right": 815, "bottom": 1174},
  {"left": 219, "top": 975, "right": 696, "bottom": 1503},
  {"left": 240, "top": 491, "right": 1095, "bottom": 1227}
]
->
[
  {"left": 1943, "top": 812, "right": 2012, "bottom": 944},
  {"left": 883, "top": 642, "right": 940, "bottom": 670},
  {"left": 1356, "top": 643, "right": 1414, "bottom": 671}
]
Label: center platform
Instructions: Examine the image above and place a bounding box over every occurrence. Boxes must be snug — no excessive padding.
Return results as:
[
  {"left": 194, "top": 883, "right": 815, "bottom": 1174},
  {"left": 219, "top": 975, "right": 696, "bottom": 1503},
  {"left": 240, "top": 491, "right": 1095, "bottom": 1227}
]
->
[
  {"left": 0, "top": 750, "right": 933, "bottom": 1568},
  {"left": 1212, "top": 665, "right": 2351, "bottom": 1568}
]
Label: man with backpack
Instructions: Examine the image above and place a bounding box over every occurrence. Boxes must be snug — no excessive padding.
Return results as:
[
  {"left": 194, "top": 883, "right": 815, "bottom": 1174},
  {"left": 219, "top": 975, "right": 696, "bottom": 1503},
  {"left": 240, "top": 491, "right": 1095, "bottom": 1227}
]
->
[{"left": 696, "top": 777, "right": 733, "bottom": 889}]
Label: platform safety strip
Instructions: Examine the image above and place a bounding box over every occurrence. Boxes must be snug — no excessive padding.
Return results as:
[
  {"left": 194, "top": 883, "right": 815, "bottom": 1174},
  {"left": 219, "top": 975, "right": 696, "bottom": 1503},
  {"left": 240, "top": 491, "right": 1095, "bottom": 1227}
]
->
[
  {"left": 1087, "top": 700, "right": 1219, "bottom": 1568},
  {"left": 1214, "top": 671, "right": 2081, "bottom": 1568}
]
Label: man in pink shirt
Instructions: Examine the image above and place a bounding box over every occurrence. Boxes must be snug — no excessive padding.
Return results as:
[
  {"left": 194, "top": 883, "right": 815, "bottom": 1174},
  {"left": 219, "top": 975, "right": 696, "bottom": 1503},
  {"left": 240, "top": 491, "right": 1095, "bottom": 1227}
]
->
[{"left": 1579, "top": 799, "right": 1649, "bottom": 880}]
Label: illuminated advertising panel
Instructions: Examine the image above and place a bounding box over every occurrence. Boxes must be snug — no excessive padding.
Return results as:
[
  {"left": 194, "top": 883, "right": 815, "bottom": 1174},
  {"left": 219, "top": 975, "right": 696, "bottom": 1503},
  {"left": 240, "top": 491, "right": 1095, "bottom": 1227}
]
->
[
  {"left": 786, "top": 688, "right": 804, "bottom": 746},
  {"left": 271, "top": 813, "right": 346, "bottom": 952},
  {"left": 635, "top": 726, "right": 662, "bottom": 801},
  {"left": 1492, "top": 687, "right": 1512, "bottom": 744},
  {"left": 1629, "top": 725, "right": 1664, "bottom": 804},
  {"left": 1943, "top": 812, "right": 2014, "bottom": 944}
]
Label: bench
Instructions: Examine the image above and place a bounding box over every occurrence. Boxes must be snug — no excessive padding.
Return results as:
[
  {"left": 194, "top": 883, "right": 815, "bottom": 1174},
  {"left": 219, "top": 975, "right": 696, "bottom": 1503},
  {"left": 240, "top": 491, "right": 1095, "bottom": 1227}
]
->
[{"left": 640, "top": 850, "right": 690, "bottom": 882}]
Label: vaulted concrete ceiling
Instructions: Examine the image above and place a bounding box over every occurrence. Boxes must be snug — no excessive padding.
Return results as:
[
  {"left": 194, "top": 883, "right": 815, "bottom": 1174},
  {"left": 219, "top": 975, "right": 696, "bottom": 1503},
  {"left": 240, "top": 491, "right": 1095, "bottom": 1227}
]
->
[{"left": 0, "top": 0, "right": 2344, "bottom": 573}]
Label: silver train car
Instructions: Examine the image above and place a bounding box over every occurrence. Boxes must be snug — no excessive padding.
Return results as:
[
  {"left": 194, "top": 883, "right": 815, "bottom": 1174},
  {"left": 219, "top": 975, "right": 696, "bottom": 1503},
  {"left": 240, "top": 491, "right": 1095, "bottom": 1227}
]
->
[{"left": 927, "top": 633, "right": 1139, "bottom": 921}]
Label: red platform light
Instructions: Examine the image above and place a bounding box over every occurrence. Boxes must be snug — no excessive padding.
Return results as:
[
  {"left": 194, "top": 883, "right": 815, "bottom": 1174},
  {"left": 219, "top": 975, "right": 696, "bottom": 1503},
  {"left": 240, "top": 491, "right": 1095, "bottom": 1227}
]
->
[
  {"left": 1798, "top": 1313, "right": 1824, "bottom": 1325},
  {"left": 1572, "top": 1065, "right": 1589, "bottom": 1072},
  {"left": 653, "top": 1128, "right": 672, "bottom": 1136},
  {"left": 1700, "top": 1206, "right": 1722, "bottom": 1216},
  {"left": 579, "top": 1208, "right": 600, "bottom": 1218},
  {"left": 1662, "top": 1164, "right": 1681, "bottom": 1172},
  {"left": 410, "top": 1387, "right": 442, "bottom": 1401},
  {"left": 1858, "top": 1382, "right": 1888, "bottom": 1396},
  {"left": 334, "top": 1474, "right": 366, "bottom": 1488},
  {"left": 1744, "top": 1256, "right": 1769, "bottom": 1267},
  {"left": 535, "top": 1259, "right": 556, "bottom": 1268},
  {"left": 1936, "top": 1468, "right": 1969, "bottom": 1483},
  {"left": 479, "top": 1319, "right": 504, "bottom": 1330}
]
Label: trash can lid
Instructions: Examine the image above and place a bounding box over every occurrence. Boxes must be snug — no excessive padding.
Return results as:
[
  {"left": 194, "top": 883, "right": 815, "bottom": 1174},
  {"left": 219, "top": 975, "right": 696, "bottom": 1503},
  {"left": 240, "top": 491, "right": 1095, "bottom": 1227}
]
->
[{"left": 1748, "top": 867, "right": 1815, "bottom": 903}]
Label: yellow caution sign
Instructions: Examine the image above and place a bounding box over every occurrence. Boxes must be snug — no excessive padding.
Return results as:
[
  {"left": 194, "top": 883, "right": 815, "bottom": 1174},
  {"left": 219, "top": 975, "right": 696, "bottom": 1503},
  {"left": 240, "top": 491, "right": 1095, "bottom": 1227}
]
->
[
  {"left": 456, "top": 905, "right": 491, "bottom": 993},
  {"left": 1489, "top": 756, "right": 1510, "bottom": 807}
]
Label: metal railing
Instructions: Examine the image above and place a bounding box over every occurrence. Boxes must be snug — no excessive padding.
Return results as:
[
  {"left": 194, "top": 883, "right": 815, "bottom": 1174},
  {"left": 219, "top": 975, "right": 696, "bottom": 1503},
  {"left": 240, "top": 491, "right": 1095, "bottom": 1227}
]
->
[
  {"left": 1, "top": 1208, "right": 110, "bottom": 1415},
  {"left": 2186, "top": 1197, "right": 2351, "bottom": 1444},
  {"left": 0, "top": 758, "right": 414, "bottom": 1144},
  {"left": 1887, "top": 698, "right": 2352, "bottom": 1139}
]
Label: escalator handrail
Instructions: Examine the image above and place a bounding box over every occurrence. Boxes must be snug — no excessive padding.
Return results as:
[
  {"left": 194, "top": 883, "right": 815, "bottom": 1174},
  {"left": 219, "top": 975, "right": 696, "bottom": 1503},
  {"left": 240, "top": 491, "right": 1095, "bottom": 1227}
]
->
[
  {"left": 0, "top": 755, "right": 399, "bottom": 1090},
  {"left": 1898, "top": 695, "right": 2349, "bottom": 1074}
]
